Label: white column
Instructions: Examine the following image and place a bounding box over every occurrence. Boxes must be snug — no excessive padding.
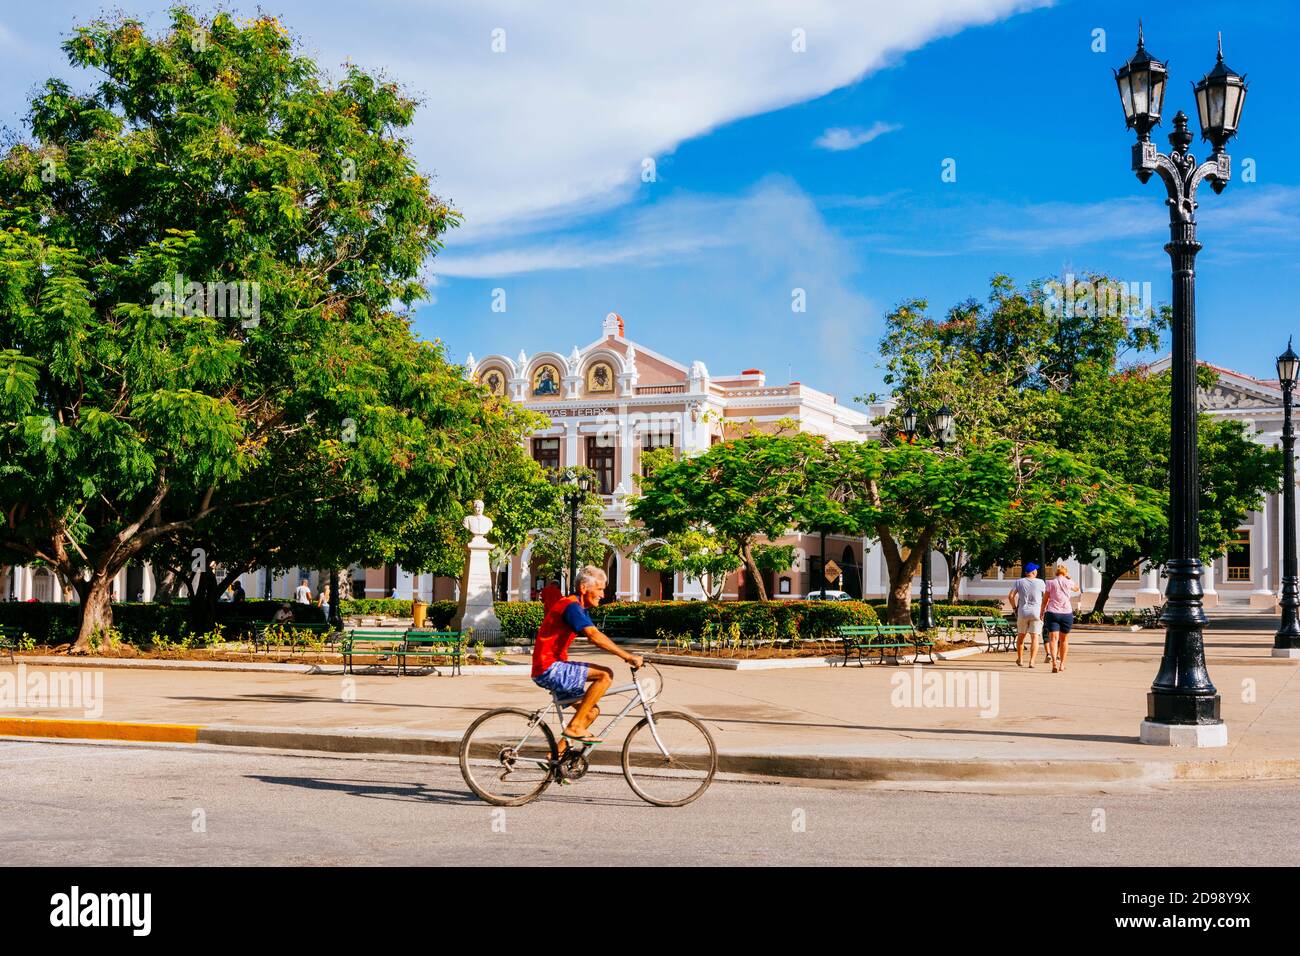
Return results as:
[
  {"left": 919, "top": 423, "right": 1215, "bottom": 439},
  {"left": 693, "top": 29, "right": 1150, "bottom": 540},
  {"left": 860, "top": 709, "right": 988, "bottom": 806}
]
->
[
  {"left": 16, "top": 566, "right": 32, "bottom": 601},
  {"left": 515, "top": 550, "right": 532, "bottom": 601},
  {"left": 618, "top": 411, "right": 635, "bottom": 491},
  {"left": 142, "top": 563, "right": 157, "bottom": 602},
  {"left": 565, "top": 420, "right": 580, "bottom": 468},
  {"left": 863, "top": 538, "right": 883, "bottom": 598},
  {"left": 1135, "top": 564, "right": 1162, "bottom": 609},
  {"left": 1203, "top": 553, "right": 1218, "bottom": 608},
  {"left": 1252, "top": 498, "right": 1276, "bottom": 606},
  {"left": 614, "top": 549, "right": 635, "bottom": 602},
  {"left": 395, "top": 565, "right": 414, "bottom": 600}
]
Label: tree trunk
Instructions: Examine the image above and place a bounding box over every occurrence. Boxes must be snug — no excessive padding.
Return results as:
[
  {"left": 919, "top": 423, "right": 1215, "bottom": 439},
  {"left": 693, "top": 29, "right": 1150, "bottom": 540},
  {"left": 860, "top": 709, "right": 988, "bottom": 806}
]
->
[
  {"left": 942, "top": 550, "right": 963, "bottom": 603},
  {"left": 1092, "top": 568, "right": 1124, "bottom": 617},
  {"left": 878, "top": 526, "right": 932, "bottom": 625},
  {"left": 72, "top": 576, "right": 115, "bottom": 653},
  {"left": 886, "top": 574, "right": 913, "bottom": 625},
  {"left": 741, "top": 543, "right": 768, "bottom": 601},
  {"left": 152, "top": 566, "right": 183, "bottom": 604}
]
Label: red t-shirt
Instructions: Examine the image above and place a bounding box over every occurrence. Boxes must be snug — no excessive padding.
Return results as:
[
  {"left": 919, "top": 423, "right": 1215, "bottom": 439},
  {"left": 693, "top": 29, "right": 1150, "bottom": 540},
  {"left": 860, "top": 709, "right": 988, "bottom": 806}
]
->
[{"left": 531, "top": 594, "right": 595, "bottom": 677}]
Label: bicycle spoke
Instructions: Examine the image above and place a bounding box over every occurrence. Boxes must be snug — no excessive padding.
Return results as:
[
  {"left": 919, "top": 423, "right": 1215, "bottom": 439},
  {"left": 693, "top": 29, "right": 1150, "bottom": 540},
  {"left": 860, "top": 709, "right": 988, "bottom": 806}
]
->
[
  {"left": 621, "top": 711, "right": 717, "bottom": 807},
  {"left": 460, "top": 709, "right": 556, "bottom": 806}
]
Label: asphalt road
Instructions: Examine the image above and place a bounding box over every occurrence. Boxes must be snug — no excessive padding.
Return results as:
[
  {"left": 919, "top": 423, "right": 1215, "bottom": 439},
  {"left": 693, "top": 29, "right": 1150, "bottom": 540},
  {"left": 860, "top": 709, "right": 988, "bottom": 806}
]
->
[{"left": 2, "top": 739, "right": 1299, "bottom": 866}]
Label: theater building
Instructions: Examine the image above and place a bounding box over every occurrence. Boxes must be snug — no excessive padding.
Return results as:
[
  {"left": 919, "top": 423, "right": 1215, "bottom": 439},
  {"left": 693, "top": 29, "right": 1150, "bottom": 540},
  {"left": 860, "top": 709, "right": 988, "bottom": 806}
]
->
[{"left": 433, "top": 312, "right": 878, "bottom": 602}]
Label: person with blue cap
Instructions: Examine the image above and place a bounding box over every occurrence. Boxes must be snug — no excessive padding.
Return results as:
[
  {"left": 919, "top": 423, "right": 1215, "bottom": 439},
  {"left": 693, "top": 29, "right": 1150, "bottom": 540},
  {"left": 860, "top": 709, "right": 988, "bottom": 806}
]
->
[{"left": 1008, "top": 562, "right": 1047, "bottom": 667}]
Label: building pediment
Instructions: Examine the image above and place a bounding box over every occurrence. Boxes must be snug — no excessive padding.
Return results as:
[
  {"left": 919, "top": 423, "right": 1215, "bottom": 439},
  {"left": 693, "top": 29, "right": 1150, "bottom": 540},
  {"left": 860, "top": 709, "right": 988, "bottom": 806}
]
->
[{"left": 1145, "top": 356, "right": 1282, "bottom": 412}]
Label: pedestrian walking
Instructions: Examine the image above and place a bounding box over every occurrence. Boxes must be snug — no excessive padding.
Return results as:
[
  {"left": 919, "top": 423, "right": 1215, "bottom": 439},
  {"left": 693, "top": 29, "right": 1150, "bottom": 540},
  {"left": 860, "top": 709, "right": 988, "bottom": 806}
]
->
[
  {"left": 294, "top": 578, "right": 312, "bottom": 604},
  {"left": 1044, "top": 566, "right": 1080, "bottom": 673},
  {"left": 1008, "top": 562, "right": 1047, "bottom": 667}
]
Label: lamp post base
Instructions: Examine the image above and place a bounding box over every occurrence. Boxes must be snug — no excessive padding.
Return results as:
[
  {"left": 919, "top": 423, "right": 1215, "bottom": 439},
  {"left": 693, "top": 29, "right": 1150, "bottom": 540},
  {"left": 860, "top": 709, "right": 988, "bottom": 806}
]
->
[
  {"left": 1139, "top": 719, "right": 1228, "bottom": 747},
  {"left": 1271, "top": 646, "right": 1300, "bottom": 659}
]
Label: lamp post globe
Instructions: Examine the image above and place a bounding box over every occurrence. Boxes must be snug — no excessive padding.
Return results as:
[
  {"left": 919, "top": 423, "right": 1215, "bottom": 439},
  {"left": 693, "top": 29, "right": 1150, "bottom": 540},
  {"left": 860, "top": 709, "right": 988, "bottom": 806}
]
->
[
  {"left": 1193, "top": 35, "right": 1247, "bottom": 152},
  {"left": 1274, "top": 339, "right": 1300, "bottom": 655},
  {"left": 1116, "top": 27, "right": 1244, "bottom": 745},
  {"left": 1114, "top": 22, "right": 1168, "bottom": 141}
]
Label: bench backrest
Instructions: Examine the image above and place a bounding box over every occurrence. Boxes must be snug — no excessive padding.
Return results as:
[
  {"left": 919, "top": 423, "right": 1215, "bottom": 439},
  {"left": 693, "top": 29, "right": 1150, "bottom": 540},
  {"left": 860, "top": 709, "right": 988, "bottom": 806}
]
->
[
  {"left": 346, "top": 629, "right": 404, "bottom": 642},
  {"left": 837, "top": 625, "right": 876, "bottom": 636},
  {"left": 405, "top": 630, "right": 463, "bottom": 645}
]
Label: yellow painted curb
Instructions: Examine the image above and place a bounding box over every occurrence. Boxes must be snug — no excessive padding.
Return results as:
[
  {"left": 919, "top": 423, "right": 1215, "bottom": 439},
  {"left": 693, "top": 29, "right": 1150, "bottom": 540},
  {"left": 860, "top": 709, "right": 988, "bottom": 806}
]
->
[{"left": 0, "top": 717, "right": 200, "bottom": 744}]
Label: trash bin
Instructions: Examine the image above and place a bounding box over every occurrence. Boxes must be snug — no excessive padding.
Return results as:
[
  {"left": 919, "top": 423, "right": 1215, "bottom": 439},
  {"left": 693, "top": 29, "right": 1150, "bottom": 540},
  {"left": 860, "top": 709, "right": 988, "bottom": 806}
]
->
[{"left": 412, "top": 600, "right": 428, "bottom": 629}]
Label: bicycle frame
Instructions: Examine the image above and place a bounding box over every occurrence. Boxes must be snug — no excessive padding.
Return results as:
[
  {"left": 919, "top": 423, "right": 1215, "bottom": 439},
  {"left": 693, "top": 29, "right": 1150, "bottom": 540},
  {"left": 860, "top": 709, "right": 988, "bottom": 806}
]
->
[{"left": 520, "top": 668, "right": 672, "bottom": 763}]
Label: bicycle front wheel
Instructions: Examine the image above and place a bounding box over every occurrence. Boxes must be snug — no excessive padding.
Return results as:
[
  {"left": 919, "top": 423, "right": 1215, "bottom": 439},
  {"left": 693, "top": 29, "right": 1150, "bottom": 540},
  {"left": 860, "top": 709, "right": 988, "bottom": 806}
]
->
[
  {"left": 621, "top": 710, "right": 717, "bottom": 807},
  {"left": 459, "top": 708, "right": 557, "bottom": 806}
]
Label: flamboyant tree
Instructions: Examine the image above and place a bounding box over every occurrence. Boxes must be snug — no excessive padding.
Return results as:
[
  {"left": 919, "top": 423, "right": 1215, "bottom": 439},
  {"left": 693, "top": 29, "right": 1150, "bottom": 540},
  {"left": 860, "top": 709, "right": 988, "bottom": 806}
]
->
[{"left": 630, "top": 432, "right": 824, "bottom": 600}]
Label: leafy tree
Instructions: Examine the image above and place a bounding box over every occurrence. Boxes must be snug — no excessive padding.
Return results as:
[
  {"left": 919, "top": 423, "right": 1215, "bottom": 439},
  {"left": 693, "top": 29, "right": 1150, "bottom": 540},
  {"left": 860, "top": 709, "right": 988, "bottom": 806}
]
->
[
  {"left": 630, "top": 433, "right": 824, "bottom": 600},
  {"left": 0, "top": 10, "right": 541, "bottom": 648},
  {"left": 525, "top": 469, "right": 613, "bottom": 590},
  {"left": 631, "top": 529, "right": 741, "bottom": 602},
  {"left": 1055, "top": 364, "right": 1281, "bottom": 613},
  {"left": 867, "top": 274, "right": 1279, "bottom": 609}
]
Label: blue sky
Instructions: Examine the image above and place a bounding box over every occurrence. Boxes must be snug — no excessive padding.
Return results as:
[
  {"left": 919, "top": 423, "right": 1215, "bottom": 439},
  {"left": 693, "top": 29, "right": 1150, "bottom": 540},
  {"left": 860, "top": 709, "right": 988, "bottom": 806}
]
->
[{"left": 3, "top": 1, "right": 1297, "bottom": 400}]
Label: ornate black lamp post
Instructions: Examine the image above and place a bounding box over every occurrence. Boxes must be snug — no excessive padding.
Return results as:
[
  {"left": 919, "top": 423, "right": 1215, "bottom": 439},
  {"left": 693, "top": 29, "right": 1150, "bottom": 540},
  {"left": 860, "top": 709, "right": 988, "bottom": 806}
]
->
[
  {"left": 327, "top": 568, "right": 342, "bottom": 630},
  {"left": 1274, "top": 340, "right": 1300, "bottom": 656},
  {"left": 1115, "top": 26, "right": 1246, "bottom": 745},
  {"left": 560, "top": 469, "right": 592, "bottom": 594},
  {"left": 904, "top": 403, "right": 954, "bottom": 632}
]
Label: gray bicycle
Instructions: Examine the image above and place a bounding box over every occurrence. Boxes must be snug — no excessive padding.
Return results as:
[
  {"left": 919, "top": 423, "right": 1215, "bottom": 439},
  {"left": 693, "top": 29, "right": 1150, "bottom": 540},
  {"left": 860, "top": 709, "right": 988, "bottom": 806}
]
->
[{"left": 459, "top": 663, "right": 717, "bottom": 807}]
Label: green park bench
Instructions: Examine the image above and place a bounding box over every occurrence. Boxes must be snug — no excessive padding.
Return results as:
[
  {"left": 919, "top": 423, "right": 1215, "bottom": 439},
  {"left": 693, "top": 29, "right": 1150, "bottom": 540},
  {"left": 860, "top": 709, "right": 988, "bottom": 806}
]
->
[
  {"left": 595, "top": 613, "right": 636, "bottom": 639},
  {"left": 837, "top": 623, "right": 932, "bottom": 666},
  {"left": 0, "top": 625, "right": 21, "bottom": 663},
  {"left": 1139, "top": 604, "right": 1165, "bottom": 629},
  {"left": 254, "top": 621, "right": 336, "bottom": 653},
  {"left": 980, "top": 616, "right": 1018, "bottom": 653},
  {"left": 341, "top": 629, "right": 405, "bottom": 674},
  {"left": 401, "top": 630, "right": 464, "bottom": 676}
]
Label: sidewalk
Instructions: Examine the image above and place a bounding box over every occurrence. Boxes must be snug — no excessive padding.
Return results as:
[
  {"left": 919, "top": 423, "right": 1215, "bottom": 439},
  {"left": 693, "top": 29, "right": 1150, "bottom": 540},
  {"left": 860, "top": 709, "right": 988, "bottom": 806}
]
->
[{"left": 2, "top": 626, "right": 1298, "bottom": 784}]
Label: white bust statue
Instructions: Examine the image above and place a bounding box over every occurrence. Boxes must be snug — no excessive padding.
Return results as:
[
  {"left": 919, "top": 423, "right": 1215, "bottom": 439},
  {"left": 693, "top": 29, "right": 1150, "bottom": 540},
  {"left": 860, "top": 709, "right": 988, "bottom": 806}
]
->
[{"left": 463, "top": 499, "right": 493, "bottom": 542}]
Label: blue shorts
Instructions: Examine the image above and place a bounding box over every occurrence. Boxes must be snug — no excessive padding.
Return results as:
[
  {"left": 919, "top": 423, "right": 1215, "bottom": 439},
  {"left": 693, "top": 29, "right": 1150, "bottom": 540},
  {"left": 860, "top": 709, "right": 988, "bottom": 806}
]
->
[
  {"left": 1043, "top": 611, "right": 1074, "bottom": 634},
  {"left": 532, "top": 660, "right": 590, "bottom": 698}
]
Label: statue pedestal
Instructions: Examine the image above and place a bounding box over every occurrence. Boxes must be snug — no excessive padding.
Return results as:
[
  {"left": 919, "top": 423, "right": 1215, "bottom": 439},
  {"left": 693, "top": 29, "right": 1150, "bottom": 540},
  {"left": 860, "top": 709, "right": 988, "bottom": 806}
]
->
[{"left": 452, "top": 502, "right": 503, "bottom": 644}]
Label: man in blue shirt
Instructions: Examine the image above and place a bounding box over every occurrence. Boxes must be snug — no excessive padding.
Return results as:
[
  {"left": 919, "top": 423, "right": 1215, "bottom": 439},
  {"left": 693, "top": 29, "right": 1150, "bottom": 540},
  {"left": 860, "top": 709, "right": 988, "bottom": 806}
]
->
[{"left": 531, "top": 565, "right": 642, "bottom": 744}]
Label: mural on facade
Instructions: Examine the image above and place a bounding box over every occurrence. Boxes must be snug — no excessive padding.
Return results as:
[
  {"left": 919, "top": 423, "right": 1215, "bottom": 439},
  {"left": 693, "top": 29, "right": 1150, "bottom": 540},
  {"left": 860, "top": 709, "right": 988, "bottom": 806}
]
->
[
  {"left": 480, "top": 368, "right": 506, "bottom": 397},
  {"left": 586, "top": 361, "right": 614, "bottom": 393},
  {"left": 532, "top": 364, "right": 561, "bottom": 396}
]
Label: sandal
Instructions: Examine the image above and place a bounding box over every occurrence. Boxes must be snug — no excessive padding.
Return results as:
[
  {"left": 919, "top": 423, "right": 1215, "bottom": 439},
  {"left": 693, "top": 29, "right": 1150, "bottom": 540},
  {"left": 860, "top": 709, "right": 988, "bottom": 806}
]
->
[{"left": 562, "top": 732, "right": 603, "bottom": 745}]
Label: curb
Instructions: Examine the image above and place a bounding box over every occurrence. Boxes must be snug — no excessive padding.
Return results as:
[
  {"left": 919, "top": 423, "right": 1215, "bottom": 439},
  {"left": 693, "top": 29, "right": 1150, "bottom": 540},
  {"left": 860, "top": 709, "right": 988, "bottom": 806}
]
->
[{"left": 5, "top": 717, "right": 1300, "bottom": 785}]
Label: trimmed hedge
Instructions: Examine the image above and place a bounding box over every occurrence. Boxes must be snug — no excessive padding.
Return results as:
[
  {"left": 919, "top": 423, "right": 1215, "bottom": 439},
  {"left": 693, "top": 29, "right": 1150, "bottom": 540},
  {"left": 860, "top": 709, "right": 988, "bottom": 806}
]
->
[
  {"left": 0, "top": 599, "right": 324, "bottom": 646},
  {"left": 866, "top": 600, "right": 1006, "bottom": 626},
  {"left": 589, "top": 600, "right": 879, "bottom": 642},
  {"left": 0, "top": 597, "right": 877, "bottom": 647}
]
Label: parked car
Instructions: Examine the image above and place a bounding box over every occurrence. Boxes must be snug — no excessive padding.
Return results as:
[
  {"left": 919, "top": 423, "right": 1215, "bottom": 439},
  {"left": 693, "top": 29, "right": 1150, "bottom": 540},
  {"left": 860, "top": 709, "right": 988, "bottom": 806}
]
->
[{"left": 805, "top": 589, "right": 853, "bottom": 601}]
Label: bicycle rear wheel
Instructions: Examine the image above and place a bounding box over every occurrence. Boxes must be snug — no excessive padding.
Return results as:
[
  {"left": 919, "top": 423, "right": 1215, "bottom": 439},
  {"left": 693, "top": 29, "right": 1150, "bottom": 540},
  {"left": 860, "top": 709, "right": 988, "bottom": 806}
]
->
[
  {"left": 621, "top": 710, "right": 717, "bottom": 807},
  {"left": 459, "top": 708, "right": 557, "bottom": 806}
]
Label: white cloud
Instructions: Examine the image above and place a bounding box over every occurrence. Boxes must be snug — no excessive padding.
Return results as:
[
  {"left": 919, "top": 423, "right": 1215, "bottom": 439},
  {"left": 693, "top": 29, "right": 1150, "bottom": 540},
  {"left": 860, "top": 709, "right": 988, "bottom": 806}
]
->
[
  {"left": 438, "top": 176, "right": 880, "bottom": 385},
  {"left": 813, "top": 122, "right": 902, "bottom": 151},
  {"left": 271, "top": 0, "right": 1048, "bottom": 240}
]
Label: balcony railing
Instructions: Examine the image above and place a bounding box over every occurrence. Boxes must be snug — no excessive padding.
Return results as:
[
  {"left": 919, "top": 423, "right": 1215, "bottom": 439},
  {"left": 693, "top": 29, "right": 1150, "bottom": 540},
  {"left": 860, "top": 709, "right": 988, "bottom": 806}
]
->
[{"left": 635, "top": 384, "right": 687, "bottom": 395}]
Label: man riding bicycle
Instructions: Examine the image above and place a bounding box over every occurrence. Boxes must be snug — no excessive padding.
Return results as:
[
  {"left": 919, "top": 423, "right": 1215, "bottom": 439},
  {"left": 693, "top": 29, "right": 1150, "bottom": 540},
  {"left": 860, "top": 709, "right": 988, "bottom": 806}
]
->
[{"left": 532, "top": 565, "right": 643, "bottom": 745}]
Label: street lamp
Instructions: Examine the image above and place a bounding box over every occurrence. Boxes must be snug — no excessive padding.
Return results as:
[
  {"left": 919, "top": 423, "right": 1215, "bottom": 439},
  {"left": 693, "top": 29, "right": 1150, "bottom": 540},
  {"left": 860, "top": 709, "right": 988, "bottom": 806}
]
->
[
  {"left": 1274, "top": 339, "right": 1300, "bottom": 656},
  {"left": 1115, "top": 27, "right": 1246, "bottom": 746},
  {"left": 903, "top": 404, "right": 956, "bottom": 633},
  {"left": 559, "top": 469, "right": 591, "bottom": 594}
]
